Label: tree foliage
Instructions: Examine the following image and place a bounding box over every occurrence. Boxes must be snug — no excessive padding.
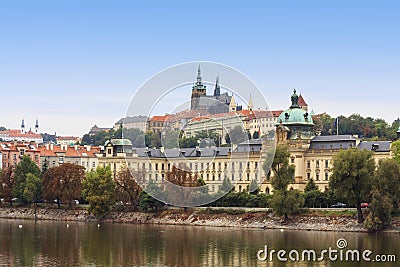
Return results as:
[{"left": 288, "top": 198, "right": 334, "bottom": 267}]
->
[
  {"left": 265, "top": 144, "right": 302, "bottom": 221},
  {"left": 13, "top": 155, "right": 41, "bottom": 204},
  {"left": 314, "top": 113, "right": 399, "bottom": 140},
  {"left": 228, "top": 126, "right": 247, "bottom": 145},
  {"left": 114, "top": 166, "right": 145, "bottom": 210},
  {"left": 23, "top": 173, "right": 41, "bottom": 206},
  {"left": 0, "top": 167, "right": 15, "bottom": 206},
  {"left": 42, "top": 163, "right": 85, "bottom": 208},
  {"left": 82, "top": 166, "right": 116, "bottom": 219},
  {"left": 365, "top": 159, "right": 400, "bottom": 232},
  {"left": 329, "top": 149, "right": 375, "bottom": 223}
]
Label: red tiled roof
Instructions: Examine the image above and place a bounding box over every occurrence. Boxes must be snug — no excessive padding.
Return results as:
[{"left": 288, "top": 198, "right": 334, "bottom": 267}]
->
[{"left": 298, "top": 95, "right": 307, "bottom": 106}]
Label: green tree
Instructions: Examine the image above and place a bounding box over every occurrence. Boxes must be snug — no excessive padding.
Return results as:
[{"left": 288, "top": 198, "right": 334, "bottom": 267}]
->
[
  {"left": 139, "top": 179, "right": 165, "bottom": 211},
  {"left": 248, "top": 179, "right": 260, "bottom": 195},
  {"left": 228, "top": 126, "right": 247, "bottom": 144},
  {"left": 252, "top": 131, "right": 260, "bottom": 139},
  {"left": 392, "top": 140, "right": 400, "bottom": 163},
  {"left": 329, "top": 149, "right": 375, "bottom": 223},
  {"left": 365, "top": 158, "right": 400, "bottom": 231},
  {"left": 82, "top": 166, "right": 116, "bottom": 219},
  {"left": 266, "top": 144, "right": 303, "bottom": 221},
  {"left": 219, "top": 176, "right": 234, "bottom": 194},
  {"left": 123, "top": 128, "right": 146, "bottom": 147},
  {"left": 13, "top": 155, "right": 41, "bottom": 204},
  {"left": 145, "top": 131, "right": 161, "bottom": 148},
  {"left": 304, "top": 178, "right": 319, "bottom": 192},
  {"left": 23, "top": 173, "right": 42, "bottom": 217},
  {"left": 303, "top": 179, "right": 324, "bottom": 208},
  {"left": 364, "top": 159, "right": 400, "bottom": 231}
]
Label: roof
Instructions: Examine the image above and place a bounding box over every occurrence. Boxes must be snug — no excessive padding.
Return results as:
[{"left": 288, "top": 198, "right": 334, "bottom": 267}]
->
[
  {"left": 137, "top": 147, "right": 231, "bottom": 158},
  {"left": 277, "top": 108, "right": 314, "bottom": 126},
  {"left": 109, "top": 139, "right": 132, "bottom": 146},
  {"left": 309, "top": 135, "right": 358, "bottom": 150},
  {"left": 115, "top": 115, "right": 148, "bottom": 125},
  {"left": 39, "top": 144, "right": 100, "bottom": 157},
  {"left": 298, "top": 94, "right": 308, "bottom": 107},
  {"left": 311, "top": 135, "right": 358, "bottom": 142},
  {"left": 357, "top": 141, "right": 391, "bottom": 152}
]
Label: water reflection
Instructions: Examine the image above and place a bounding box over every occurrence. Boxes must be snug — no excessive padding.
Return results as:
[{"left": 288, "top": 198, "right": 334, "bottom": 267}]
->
[{"left": 0, "top": 219, "right": 398, "bottom": 267}]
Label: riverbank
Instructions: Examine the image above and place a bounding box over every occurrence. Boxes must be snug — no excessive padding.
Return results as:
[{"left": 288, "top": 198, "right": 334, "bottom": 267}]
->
[{"left": 1, "top": 206, "right": 399, "bottom": 233}]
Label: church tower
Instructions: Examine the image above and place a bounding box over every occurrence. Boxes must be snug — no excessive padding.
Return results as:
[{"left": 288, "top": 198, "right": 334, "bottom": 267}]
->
[
  {"left": 190, "top": 65, "right": 207, "bottom": 110},
  {"left": 213, "top": 75, "right": 220, "bottom": 96},
  {"left": 35, "top": 119, "right": 39, "bottom": 133},
  {"left": 229, "top": 95, "right": 237, "bottom": 112},
  {"left": 21, "top": 119, "right": 25, "bottom": 133},
  {"left": 247, "top": 94, "right": 254, "bottom": 111}
]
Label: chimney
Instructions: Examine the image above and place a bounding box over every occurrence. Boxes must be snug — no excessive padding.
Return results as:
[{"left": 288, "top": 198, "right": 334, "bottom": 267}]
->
[
  {"left": 50, "top": 144, "right": 54, "bottom": 150},
  {"left": 86, "top": 145, "right": 91, "bottom": 152}
]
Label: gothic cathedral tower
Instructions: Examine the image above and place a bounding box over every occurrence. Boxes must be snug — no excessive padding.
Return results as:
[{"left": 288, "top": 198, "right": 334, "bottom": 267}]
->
[{"left": 190, "top": 65, "right": 207, "bottom": 110}]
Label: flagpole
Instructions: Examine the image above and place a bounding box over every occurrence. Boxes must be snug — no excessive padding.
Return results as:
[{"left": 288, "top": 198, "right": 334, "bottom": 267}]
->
[{"left": 336, "top": 117, "right": 339, "bottom": 136}]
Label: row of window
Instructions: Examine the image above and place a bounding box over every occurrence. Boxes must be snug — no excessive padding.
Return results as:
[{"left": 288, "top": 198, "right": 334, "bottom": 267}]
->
[
  {"left": 307, "top": 172, "right": 329, "bottom": 181},
  {"left": 140, "top": 161, "right": 260, "bottom": 172},
  {"left": 306, "top": 159, "right": 330, "bottom": 169}
]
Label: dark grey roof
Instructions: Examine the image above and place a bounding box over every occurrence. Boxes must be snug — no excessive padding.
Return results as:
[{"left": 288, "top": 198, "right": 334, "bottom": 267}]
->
[
  {"left": 238, "top": 138, "right": 262, "bottom": 146},
  {"left": 311, "top": 135, "right": 358, "bottom": 142},
  {"left": 136, "top": 147, "right": 231, "bottom": 158},
  {"left": 309, "top": 135, "right": 357, "bottom": 150},
  {"left": 357, "top": 141, "right": 391, "bottom": 152}
]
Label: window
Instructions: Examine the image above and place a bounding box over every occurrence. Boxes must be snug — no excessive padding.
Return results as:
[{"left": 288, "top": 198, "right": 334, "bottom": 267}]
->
[
  {"left": 155, "top": 174, "right": 158, "bottom": 181},
  {"left": 307, "top": 173, "right": 311, "bottom": 180},
  {"left": 13, "top": 154, "right": 16, "bottom": 160},
  {"left": 92, "top": 162, "right": 96, "bottom": 168},
  {"left": 325, "top": 160, "right": 329, "bottom": 168},
  {"left": 316, "top": 160, "right": 320, "bottom": 168},
  {"left": 325, "top": 173, "right": 329, "bottom": 181},
  {"left": 307, "top": 160, "right": 311, "bottom": 169},
  {"left": 255, "top": 162, "right": 258, "bottom": 170},
  {"left": 316, "top": 174, "right": 319, "bottom": 181},
  {"left": 35, "top": 155, "right": 39, "bottom": 162},
  {"left": 231, "top": 162, "right": 235, "bottom": 170},
  {"left": 107, "top": 148, "right": 112, "bottom": 155},
  {"left": 247, "top": 173, "right": 250, "bottom": 181},
  {"left": 59, "top": 156, "right": 64, "bottom": 164},
  {"left": 291, "top": 157, "right": 295, "bottom": 164},
  {"left": 155, "top": 163, "right": 158, "bottom": 170},
  {"left": 231, "top": 173, "right": 235, "bottom": 181},
  {"left": 161, "top": 164, "right": 164, "bottom": 171}
]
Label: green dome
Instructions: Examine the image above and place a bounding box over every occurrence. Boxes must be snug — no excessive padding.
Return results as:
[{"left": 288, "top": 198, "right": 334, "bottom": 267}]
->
[
  {"left": 277, "top": 108, "right": 314, "bottom": 126},
  {"left": 277, "top": 89, "right": 314, "bottom": 126}
]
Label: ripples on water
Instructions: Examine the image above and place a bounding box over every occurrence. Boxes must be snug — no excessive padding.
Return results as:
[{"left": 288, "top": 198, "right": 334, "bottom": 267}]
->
[{"left": 0, "top": 219, "right": 398, "bottom": 267}]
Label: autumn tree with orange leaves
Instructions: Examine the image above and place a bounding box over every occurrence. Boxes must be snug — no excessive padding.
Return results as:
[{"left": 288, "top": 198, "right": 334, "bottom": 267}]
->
[
  {"left": 42, "top": 163, "right": 85, "bottom": 208},
  {"left": 114, "top": 166, "right": 146, "bottom": 210}
]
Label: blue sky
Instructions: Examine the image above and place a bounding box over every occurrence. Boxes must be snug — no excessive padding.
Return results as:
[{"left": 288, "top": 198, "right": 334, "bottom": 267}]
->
[{"left": 0, "top": 1, "right": 399, "bottom": 136}]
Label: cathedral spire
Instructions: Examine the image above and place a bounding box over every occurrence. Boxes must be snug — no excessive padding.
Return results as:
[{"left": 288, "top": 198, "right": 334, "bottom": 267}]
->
[
  {"left": 197, "top": 64, "right": 202, "bottom": 84},
  {"left": 214, "top": 75, "right": 220, "bottom": 96}
]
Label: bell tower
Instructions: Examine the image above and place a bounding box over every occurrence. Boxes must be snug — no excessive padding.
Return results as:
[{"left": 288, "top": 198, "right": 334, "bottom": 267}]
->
[{"left": 191, "top": 65, "right": 207, "bottom": 110}]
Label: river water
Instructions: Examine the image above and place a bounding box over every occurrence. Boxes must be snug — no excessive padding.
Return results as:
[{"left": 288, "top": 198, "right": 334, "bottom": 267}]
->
[{"left": 0, "top": 219, "right": 398, "bottom": 267}]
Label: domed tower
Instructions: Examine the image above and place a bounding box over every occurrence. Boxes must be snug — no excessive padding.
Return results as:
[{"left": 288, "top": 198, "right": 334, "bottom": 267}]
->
[{"left": 276, "top": 89, "right": 314, "bottom": 142}]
